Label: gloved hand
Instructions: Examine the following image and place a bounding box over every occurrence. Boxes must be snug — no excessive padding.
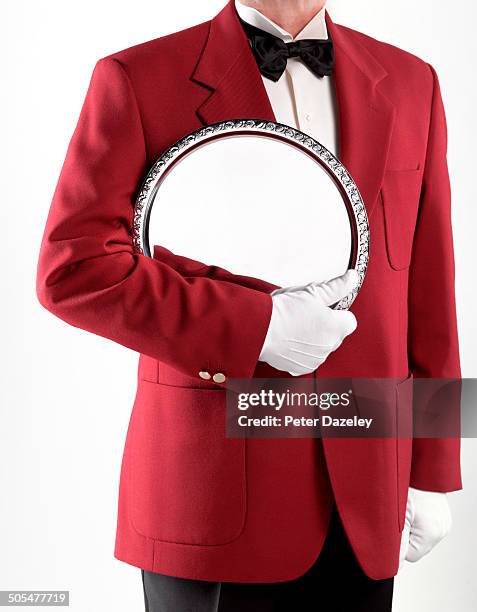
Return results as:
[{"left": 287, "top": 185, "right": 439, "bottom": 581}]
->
[
  {"left": 399, "top": 487, "right": 452, "bottom": 568},
  {"left": 258, "top": 270, "right": 359, "bottom": 376}
]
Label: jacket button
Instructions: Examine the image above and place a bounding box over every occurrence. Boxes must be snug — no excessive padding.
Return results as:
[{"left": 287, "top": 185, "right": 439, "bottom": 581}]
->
[
  {"left": 213, "top": 372, "right": 226, "bottom": 383},
  {"left": 199, "top": 371, "right": 211, "bottom": 380}
]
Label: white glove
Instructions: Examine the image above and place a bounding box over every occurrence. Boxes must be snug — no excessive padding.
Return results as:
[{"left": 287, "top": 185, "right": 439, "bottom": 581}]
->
[
  {"left": 258, "top": 270, "right": 359, "bottom": 376},
  {"left": 399, "top": 487, "right": 452, "bottom": 568}
]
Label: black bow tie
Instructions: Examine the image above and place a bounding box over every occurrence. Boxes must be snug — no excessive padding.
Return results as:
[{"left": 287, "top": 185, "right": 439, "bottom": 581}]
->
[{"left": 240, "top": 20, "right": 334, "bottom": 82}]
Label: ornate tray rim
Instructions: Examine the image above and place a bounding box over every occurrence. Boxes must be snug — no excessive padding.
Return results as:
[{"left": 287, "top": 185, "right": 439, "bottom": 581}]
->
[{"left": 132, "top": 119, "right": 369, "bottom": 310}]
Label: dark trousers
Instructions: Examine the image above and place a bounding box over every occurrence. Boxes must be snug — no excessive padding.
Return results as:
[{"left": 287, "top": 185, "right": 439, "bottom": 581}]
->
[{"left": 141, "top": 508, "right": 394, "bottom": 611}]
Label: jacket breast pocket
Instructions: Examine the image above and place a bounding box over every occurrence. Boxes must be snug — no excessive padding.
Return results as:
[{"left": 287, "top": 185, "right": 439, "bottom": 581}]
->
[{"left": 381, "top": 169, "right": 423, "bottom": 270}]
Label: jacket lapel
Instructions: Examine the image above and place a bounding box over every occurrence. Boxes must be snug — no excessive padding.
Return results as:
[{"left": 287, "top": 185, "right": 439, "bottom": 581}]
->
[
  {"left": 191, "top": 1, "right": 395, "bottom": 219},
  {"left": 326, "top": 14, "right": 396, "bottom": 218},
  {"left": 191, "top": 1, "right": 275, "bottom": 124}
]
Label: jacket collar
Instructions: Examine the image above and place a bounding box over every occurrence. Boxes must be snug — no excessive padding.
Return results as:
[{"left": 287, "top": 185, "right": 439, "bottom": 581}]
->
[{"left": 191, "top": 0, "right": 395, "bottom": 218}]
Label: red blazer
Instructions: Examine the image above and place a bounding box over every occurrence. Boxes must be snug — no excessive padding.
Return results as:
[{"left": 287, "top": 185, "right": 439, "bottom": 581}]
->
[{"left": 36, "top": 1, "right": 462, "bottom": 581}]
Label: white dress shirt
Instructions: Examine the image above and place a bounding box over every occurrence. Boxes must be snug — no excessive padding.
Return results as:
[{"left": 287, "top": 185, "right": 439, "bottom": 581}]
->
[{"left": 235, "top": 0, "right": 339, "bottom": 157}]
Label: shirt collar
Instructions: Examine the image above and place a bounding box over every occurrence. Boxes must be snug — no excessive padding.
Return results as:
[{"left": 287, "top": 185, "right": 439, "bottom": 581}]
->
[{"left": 234, "top": 0, "right": 328, "bottom": 42}]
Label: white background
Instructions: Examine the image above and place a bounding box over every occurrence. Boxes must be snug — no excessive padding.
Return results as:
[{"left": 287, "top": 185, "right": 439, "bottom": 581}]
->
[{"left": 1, "top": 0, "right": 476, "bottom": 610}]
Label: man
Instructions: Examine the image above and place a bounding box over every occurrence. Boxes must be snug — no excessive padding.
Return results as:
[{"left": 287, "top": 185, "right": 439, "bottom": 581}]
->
[{"left": 36, "top": 0, "right": 461, "bottom": 609}]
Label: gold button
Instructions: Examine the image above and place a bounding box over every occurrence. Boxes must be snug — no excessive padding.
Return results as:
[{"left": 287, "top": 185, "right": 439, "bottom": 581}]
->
[
  {"left": 212, "top": 372, "right": 226, "bottom": 384},
  {"left": 199, "top": 371, "right": 211, "bottom": 380}
]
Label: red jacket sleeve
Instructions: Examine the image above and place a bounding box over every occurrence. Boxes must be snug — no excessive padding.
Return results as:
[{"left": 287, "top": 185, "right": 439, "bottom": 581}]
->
[
  {"left": 407, "top": 64, "right": 462, "bottom": 492},
  {"left": 36, "top": 57, "right": 272, "bottom": 382}
]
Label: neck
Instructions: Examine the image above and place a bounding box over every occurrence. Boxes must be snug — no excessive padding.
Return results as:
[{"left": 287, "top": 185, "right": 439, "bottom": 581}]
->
[{"left": 238, "top": 0, "right": 326, "bottom": 37}]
